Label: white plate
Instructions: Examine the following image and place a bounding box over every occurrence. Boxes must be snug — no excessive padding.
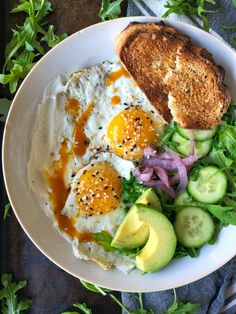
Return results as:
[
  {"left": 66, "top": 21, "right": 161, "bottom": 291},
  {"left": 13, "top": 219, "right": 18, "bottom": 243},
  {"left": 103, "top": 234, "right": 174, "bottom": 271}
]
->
[{"left": 3, "top": 17, "right": 236, "bottom": 292}]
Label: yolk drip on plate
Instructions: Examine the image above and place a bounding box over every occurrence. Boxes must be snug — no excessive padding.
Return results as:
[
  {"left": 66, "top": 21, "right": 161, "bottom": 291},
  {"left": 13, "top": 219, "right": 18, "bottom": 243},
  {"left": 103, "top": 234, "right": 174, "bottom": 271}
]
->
[
  {"left": 73, "top": 103, "right": 94, "bottom": 156},
  {"left": 106, "top": 67, "right": 130, "bottom": 86},
  {"left": 111, "top": 95, "right": 121, "bottom": 105},
  {"left": 65, "top": 98, "right": 80, "bottom": 116},
  {"left": 46, "top": 140, "right": 92, "bottom": 242},
  {"left": 74, "top": 162, "right": 122, "bottom": 217},
  {"left": 107, "top": 106, "right": 158, "bottom": 159}
]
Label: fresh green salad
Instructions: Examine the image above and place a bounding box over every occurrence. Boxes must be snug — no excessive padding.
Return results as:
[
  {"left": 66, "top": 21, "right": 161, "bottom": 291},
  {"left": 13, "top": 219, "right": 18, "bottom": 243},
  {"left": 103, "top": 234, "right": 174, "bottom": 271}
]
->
[{"left": 114, "top": 102, "right": 236, "bottom": 267}]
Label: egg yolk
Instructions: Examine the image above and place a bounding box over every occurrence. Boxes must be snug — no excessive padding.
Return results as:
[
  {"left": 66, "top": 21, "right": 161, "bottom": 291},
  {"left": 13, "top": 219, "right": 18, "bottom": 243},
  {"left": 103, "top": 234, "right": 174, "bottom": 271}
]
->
[
  {"left": 106, "top": 67, "right": 130, "bottom": 86},
  {"left": 74, "top": 162, "right": 122, "bottom": 216},
  {"left": 73, "top": 103, "right": 94, "bottom": 156},
  {"left": 106, "top": 107, "right": 158, "bottom": 159},
  {"left": 111, "top": 95, "right": 121, "bottom": 105}
]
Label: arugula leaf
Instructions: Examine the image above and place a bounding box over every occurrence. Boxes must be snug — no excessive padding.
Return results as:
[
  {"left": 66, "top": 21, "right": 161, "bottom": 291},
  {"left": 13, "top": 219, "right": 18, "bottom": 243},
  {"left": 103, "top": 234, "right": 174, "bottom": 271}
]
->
[
  {"left": 93, "top": 231, "right": 140, "bottom": 256},
  {"left": 122, "top": 173, "right": 145, "bottom": 207},
  {"left": 99, "top": 0, "right": 123, "bottom": 21},
  {"left": 3, "top": 203, "right": 11, "bottom": 220},
  {"left": 80, "top": 280, "right": 110, "bottom": 295},
  {"left": 0, "top": 99, "right": 11, "bottom": 122},
  {"left": 189, "top": 164, "right": 202, "bottom": 182},
  {"left": 163, "top": 0, "right": 217, "bottom": 32},
  {"left": 202, "top": 204, "right": 236, "bottom": 225},
  {"left": 164, "top": 290, "right": 200, "bottom": 314},
  {"left": 1, "top": 0, "right": 67, "bottom": 93},
  {"left": 42, "top": 25, "right": 67, "bottom": 48},
  {"left": 0, "top": 274, "right": 32, "bottom": 314},
  {"left": 76, "top": 282, "right": 201, "bottom": 314},
  {"left": 174, "top": 243, "right": 198, "bottom": 259},
  {"left": 62, "top": 302, "right": 92, "bottom": 314},
  {"left": 73, "top": 303, "right": 92, "bottom": 314}
]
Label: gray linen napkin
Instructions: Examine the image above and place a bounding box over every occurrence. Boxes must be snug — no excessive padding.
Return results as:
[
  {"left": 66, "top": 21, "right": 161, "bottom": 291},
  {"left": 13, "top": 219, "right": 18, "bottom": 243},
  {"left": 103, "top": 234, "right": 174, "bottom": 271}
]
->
[{"left": 122, "top": 1, "right": 236, "bottom": 313}]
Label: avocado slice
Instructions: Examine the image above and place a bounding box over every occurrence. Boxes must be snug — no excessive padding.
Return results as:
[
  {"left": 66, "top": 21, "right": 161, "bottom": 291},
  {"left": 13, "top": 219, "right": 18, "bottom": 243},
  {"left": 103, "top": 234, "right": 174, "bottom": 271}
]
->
[
  {"left": 135, "top": 204, "right": 177, "bottom": 272},
  {"left": 136, "top": 188, "right": 162, "bottom": 212},
  {"left": 111, "top": 189, "right": 161, "bottom": 249}
]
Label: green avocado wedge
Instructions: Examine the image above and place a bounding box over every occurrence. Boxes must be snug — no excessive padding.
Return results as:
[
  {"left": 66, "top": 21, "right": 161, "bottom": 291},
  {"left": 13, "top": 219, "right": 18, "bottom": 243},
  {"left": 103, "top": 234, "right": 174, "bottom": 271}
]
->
[
  {"left": 111, "top": 188, "right": 161, "bottom": 249},
  {"left": 135, "top": 188, "right": 162, "bottom": 212},
  {"left": 135, "top": 204, "right": 177, "bottom": 273}
]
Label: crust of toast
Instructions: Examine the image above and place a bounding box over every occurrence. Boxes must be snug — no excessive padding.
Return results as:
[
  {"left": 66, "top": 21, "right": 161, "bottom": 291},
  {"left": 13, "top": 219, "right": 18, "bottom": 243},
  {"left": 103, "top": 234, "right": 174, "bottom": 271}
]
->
[{"left": 116, "top": 22, "right": 231, "bottom": 129}]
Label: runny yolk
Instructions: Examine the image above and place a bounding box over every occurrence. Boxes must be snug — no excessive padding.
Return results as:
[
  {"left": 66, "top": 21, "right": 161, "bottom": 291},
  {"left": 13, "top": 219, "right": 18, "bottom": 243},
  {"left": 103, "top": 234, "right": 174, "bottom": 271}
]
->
[
  {"left": 65, "top": 98, "right": 80, "bottom": 116},
  {"left": 74, "top": 162, "right": 122, "bottom": 217},
  {"left": 46, "top": 140, "right": 92, "bottom": 242},
  {"left": 106, "top": 67, "right": 130, "bottom": 86},
  {"left": 111, "top": 95, "right": 121, "bottom": 106},
  {"left": 73, "top": 103, "right": 94, "bottom": 156},
  {"left": 106, "top": 107, "right": 158, "bottom": 160}
]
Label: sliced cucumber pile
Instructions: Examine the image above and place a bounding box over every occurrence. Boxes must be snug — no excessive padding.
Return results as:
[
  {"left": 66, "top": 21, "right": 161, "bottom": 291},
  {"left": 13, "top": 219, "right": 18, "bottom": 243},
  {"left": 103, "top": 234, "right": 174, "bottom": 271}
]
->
[
  {"left": 188, "top": 166, "right": 227, "bottom": 204},
  {"left": 176, "top": 124, "right": 217, "bottom": 142},
  {"left": 174, "top": 206, "right": 214, "bottom": 248},
  {"left": 172, "top": 132, "right": 212, "bottom": 157}
]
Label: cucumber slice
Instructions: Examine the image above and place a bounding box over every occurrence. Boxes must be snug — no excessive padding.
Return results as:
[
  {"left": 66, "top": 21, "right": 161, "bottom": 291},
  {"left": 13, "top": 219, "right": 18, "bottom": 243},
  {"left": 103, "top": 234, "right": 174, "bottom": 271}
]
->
[
  {"left": 176, "top": 124, "right": 217, "bottom": 142},
  {"left": 188, "top": 166, "right": 227, "bottom": 204},
  {"left": 172, "top": 132, "right": 212, "bottom": 157},
  {"left": 174, "top": 190, "right": 195, "bottom": 206},
  {"left": 174, "top": 206, "right": 214, "bottom": 248}
]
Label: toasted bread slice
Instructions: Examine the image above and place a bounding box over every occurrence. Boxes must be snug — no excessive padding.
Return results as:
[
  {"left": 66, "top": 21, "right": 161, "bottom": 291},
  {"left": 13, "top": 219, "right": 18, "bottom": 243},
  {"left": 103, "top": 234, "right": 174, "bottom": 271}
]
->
[
  {"left": 116, "top": 22, "right": 231, "bottom": 129},
  {"left": 116, "top": 22, "right": 190, "bottom": 123},
  {"left": 165, "top": 48, "right": 231, "bottom": 129}
]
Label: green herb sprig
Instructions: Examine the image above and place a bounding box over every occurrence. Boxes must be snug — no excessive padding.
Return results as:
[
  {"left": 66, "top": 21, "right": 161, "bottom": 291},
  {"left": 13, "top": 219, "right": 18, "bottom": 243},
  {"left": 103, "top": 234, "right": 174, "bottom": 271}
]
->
[
  {"left": 122, "top": 173, "right": 145, "bottom": 208},
  {"left": 0, "top": 0, "right": 67, "bottom": 94},
  {"left": 99, "top": 0, "right": 124, "bottom": 21},
  {"left": 0, "top": 273, "right": 32, "bottom": 314},
  {"left": 62, "top": 281, "right": 200, "bottom": 314},
  {"left": 163, "top": 0, "right": 217, "bottom": 31}
]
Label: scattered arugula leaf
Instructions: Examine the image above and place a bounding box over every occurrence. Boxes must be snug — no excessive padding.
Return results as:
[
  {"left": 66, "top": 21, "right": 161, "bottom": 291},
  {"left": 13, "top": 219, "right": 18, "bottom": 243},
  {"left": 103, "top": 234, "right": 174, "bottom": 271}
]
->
[
  {"left": 76, "top": 281, "right": 200, "bottom": 314},
  {"left": 99, "top": 0, "right": 124, "bottom": 21},
  {"left": 3, "top": 203, "right": 11, "bottom": 220},
  {"left": 42, "top": 25, "right": 68, "bottom": 48},
  {"left": 93, "top": 231, "right": 140, "bottom": 256},
  {"left": 0, "top": 0, "right": 67, "bottom": 93},
  {"left": 163, "top": 0, "right": 217, "bottom": 32},
  {"left": 0, "top": 99, "right": 11, "bottom": 122},
  {"left": 0, "top": 273, "right": 32, "bottom": 314},
  {"left": 164, "top": 289, "right": 200, "bottom": 314},
  {"left": 80, "top": 280, "right": 110, "bottom": 295},
  {"left": 62, "top": 302, "right": 92, "bottom": 314},
  {"left": 122, "top": 172, "right": 145, "bottom": 207}
]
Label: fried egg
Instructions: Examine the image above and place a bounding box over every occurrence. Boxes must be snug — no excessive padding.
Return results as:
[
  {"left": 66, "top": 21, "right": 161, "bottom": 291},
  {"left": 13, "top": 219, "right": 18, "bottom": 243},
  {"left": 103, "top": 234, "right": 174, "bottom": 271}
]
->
[
  {"left": 61, "top": 152, "right": 135, "bottom": 271},
  {"left": 64, "top": 61, "right": 164, "bottom": 166}
]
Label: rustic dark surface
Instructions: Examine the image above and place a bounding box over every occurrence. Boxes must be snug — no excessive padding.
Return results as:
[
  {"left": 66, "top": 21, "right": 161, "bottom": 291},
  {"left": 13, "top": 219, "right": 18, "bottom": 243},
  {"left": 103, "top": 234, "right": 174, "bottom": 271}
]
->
[{"left": 0, "top": 1, "right": 128, "bottom": 313}]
